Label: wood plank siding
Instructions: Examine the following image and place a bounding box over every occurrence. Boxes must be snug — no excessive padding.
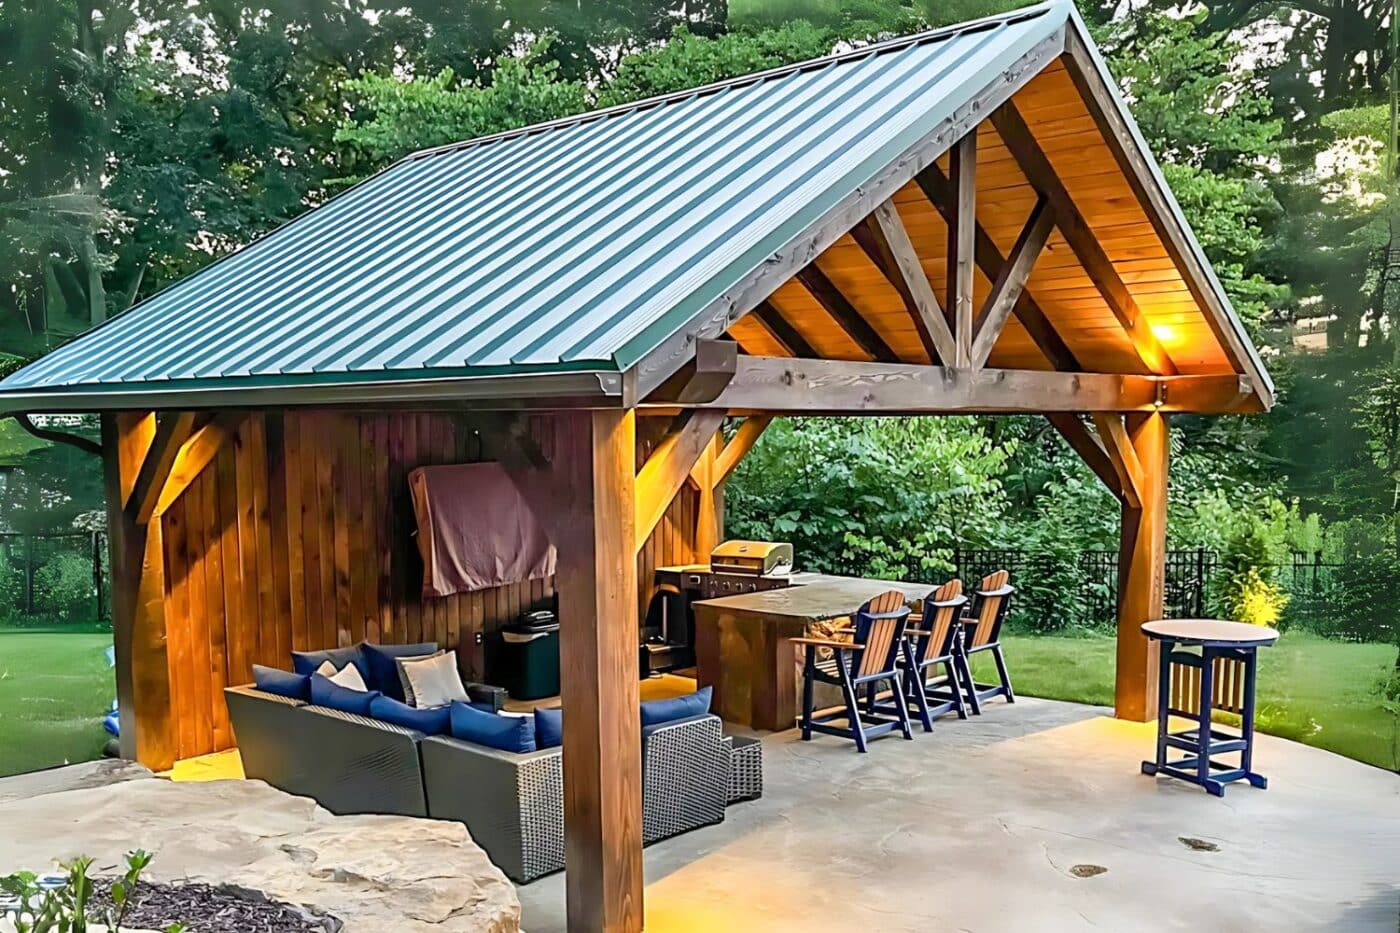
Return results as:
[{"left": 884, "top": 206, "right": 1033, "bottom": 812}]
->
[{"left": 158, "top": 409, "right": 699, "bottom": 762}]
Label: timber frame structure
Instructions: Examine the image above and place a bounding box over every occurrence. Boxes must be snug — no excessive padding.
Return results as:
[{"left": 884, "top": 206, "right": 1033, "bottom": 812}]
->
[{"left": 0, "top": 4, "right": 1272, "bottom": 930}]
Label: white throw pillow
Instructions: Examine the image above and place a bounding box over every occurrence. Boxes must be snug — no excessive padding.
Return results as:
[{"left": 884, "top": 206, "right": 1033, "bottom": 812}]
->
[
  {"left": 395, "top": 651, "right": 444, "bottom": 706},
  {"left": 400, "top": 652, "right": 468, "bottom": 708},
  {"left": 316, "top": 659, "right": 368, "bottom": 692}
]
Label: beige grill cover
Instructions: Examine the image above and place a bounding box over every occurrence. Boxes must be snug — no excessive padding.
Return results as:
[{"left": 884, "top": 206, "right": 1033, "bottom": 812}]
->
[{"left": 408, "top": 462, "right": 556, "bottom": 597}]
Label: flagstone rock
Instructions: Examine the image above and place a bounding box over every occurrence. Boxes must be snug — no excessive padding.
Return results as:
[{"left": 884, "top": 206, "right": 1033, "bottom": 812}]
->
[{"left": 0, "top": 771, "right": 519, "bottom": 933}]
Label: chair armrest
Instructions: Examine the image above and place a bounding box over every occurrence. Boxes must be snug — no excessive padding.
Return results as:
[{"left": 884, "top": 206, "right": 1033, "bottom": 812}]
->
[
  {"left": 792, "top": 637, "right": 864, "bottom": 650},
  {"left": 906, "top": 628, "right": 934, "bottom": 637}
]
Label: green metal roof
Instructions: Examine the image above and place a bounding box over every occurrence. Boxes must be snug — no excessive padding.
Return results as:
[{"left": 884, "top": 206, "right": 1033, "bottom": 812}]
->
[{"left": 0, "top": 0, "right": 1270, "bottom": 410}]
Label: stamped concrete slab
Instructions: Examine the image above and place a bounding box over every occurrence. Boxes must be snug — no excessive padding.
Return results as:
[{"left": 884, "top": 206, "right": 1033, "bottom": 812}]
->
[
  {"left": 519, "top": 697, "right": 1400, "bottom": 932},
  {"left": 0, "top": 775, "right": 519, "bottom": 933}
]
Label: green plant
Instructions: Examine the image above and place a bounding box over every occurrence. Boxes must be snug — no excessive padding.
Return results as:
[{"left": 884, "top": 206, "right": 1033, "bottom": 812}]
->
[
  {"left": 0, "top": 850, "right": 185, "bottom": 933},
  {"left": 1226, "top": 566, "right": 1290, "bottom": 627},
  {"left": 34, "top": 553, "right": 97, "bottom": 624}
]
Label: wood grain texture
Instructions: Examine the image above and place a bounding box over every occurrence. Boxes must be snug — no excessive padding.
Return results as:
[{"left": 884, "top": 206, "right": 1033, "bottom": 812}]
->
[
  {"left": 1115, "top": 411, "right": 1169, "bottom": 721},
  {"left": 149, "top": 408, "right": 696, "bottom": 764},
  {"left": 551, "top": 410, "right": 644, "bottom": 933}
]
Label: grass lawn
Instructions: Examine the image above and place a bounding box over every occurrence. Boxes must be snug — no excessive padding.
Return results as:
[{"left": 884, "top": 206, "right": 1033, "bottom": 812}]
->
[
  {"left": 0, "top": 630, "right": 114, "bottom": 778},
  {"left": 976, "top": 631, "right": 1399, "bottom": 772}
]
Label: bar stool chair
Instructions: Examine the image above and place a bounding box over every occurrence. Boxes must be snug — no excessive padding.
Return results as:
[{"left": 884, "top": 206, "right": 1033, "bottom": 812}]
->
[
  {"left": 894, "top": 579, "right": 972, "bottom": 731},
  {"left": 795, "top": 590, "right": 914, "bottom": 752},
  {"left": 955, "top": 570, "right": 1016, "bottom": 714}
]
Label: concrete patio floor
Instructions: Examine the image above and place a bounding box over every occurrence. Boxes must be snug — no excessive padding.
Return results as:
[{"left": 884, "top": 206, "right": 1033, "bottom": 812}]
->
[{"left": 519, "top": 697, "right": 1399, "bottom": 932}]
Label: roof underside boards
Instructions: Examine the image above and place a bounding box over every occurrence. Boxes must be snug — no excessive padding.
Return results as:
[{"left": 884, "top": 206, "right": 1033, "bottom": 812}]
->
[
  {"left": 2, "top": 4, "right": 1067, "bottom": 397},
  {"left": 0, "top": 0, "right": 1271, "bottom": 412}
]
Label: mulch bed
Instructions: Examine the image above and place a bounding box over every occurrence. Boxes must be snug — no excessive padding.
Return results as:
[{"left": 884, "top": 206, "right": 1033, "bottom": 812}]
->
[{"left": 91, "top": 879, "right": 340, "bottom": 933}]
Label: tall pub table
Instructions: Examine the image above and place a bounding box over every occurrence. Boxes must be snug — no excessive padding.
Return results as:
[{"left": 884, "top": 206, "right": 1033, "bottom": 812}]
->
[{"left": 1140, "top": 619, "right": 1279, "bottom": 797}]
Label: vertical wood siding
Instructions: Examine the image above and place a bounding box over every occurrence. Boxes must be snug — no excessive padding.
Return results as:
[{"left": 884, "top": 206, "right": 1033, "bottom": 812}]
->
[{"left": 160, "top": 410, "right": 699, "bottom": 761}]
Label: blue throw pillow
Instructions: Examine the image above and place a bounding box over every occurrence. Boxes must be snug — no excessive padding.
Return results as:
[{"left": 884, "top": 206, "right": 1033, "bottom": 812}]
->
[
  {"left": 291, "top": 645, "right": 367, "bottom": 680},
  {"left": 369, "top": 695, "right": 450, "bottom": 735},
  {"left": 535, "top": 707, "right": 563, "bottom": 749},
  {"left": 640, "top": 686, "right": 713, "bottom": 727},
  {"left": 449, "top": 701, "right": 537, "bottom": 753},
  {"left": 309, "top": 673, "right": 380, "bottom": 715},
  {"left": 252, "top": 664, "right": 310, "bottom": 701},
  {"left": 360, "top": 642, "right": 438, "bottom": 701}
]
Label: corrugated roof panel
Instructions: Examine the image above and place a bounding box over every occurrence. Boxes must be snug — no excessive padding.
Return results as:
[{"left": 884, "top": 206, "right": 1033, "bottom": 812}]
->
[{"left": 2, "top": 2, "right": 1070, "bottom": 395}]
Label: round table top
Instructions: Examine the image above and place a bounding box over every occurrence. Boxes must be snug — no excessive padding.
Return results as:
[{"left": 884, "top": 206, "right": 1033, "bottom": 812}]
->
[{"left": 1141, "top": 618, "right": 1279, "bottom": 647}]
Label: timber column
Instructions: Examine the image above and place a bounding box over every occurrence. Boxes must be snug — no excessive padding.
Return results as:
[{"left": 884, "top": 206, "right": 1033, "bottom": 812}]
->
[
  {"left": 555, "top": 409, "right": 644, "bottom": 933},
  {"left": 1114, "top": 412, "right": 1169, "bottom": 721}
]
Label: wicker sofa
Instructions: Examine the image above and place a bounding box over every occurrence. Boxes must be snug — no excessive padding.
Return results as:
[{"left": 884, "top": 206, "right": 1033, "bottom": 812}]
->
[{"left": 226, "top": 685, "right": 750, "bottom": 884}]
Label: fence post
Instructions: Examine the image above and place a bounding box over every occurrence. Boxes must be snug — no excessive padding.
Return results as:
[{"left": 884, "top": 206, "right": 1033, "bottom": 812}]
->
[
  {"left": 24, "top": 535, "right": 34, "bottom": 615},
  {"left": 1195, "top": 547, "right": 1206, "bottom": 617}
]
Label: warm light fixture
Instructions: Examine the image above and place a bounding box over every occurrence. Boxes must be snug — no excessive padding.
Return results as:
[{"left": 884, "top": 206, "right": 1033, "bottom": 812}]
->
[{"left": 1151, "top": 323, "right": 1176, "bottom": 342}]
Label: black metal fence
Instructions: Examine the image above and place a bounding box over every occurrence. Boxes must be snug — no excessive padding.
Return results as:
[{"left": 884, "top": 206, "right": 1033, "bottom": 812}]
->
[
  {"left": 0, "top": 532, "right": 109, "bottom": 625},
  {"left": 947, "top": 545, "right": 1218, "bottom": 625}
]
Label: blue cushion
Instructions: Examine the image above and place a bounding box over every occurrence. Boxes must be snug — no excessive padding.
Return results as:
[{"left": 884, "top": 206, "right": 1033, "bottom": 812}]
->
[
  {"left": 309, "top": 673, "right": 379, "bottom": 715},
  {"left": 360, "top": 642, "right": 438, "bottom": 700},
  {"left": 291, "top": 645, "right": 367, "bottom": 680},
  {"left": 449, "top": 701, "right": 537, "bottom": 753},
  {"left": 369, "top": 695, "right": 450, "bottom": 735},
  {"left": 640, "top": 686, "right": 713, "bottom": 727},
  {"left": 252, "top": 664, "right": 310, "bottom": 701},
  {"left": 534, "top": 707, "right": 563, "bottom": 749}
]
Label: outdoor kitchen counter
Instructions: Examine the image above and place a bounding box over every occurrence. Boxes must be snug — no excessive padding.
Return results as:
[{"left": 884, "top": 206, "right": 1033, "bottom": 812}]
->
[{"left": 693, "top": 575, "right": 933, "bottom": 731}]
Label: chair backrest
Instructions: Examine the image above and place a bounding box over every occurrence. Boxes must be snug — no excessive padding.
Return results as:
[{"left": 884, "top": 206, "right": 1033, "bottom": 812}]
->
[
  {"left": 912, "top": 579, "right": 967, "bottom": 664},
  {"left": 853, "top": 590, "right": 911, "bottom": 679},
  {"left": 968, "top": 570, "right": 1014, "bottom": 647}
]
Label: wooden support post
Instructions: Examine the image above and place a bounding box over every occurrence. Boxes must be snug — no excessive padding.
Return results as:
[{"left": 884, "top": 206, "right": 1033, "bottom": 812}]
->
[
  {"left": 1115, "top": 412, "right": 1169, "bottom": 722},
  {"left": 555, "top": 409, "right": 644, "bottom": 933},
  {"left": 947, "top": 132, "right": 977, "bottom": 368},
  {"left": 102, "top": 412, "right": 176, "bottom": 769},
  {"left": 692, "top": 433, "right": 725, "bottom": 555}
]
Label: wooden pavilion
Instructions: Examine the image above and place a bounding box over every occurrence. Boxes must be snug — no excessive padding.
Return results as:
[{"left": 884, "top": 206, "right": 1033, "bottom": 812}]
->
[{"left": 0, "top": 2, "right": 1272, "bottom": 928}]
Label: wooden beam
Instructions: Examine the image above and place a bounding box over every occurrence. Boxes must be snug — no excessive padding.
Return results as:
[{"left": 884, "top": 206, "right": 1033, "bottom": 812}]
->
[
  {"left": 553, "top": 409, "right": 644, "bottom": 933},
  {"left": 126, "top": 412, "right": 196, "bottom": 526},
  {"left": 153, "top": 413, "right": 243, "bottom": 516},
  {"left": 102, "top": 412, "right": 175, "bottom": 770},
  {"left": 989, "top": 102, "right": 1177, "bottom": 376},
  {"left": 711, "top": 415, "right": 772, "bottom": 486},
  {"left": 970, "top": 196, "right": 1054, "bottom": 369},
  {"left": 752, "top": 300, "right": 817, "bottom": 359},
  {"left": 1059, "top": 34, "right": 1268, "bottom": 404},
  {"left": 635, "top": 409, "right": 727, "bottom": 549},
  {"left": 947, "top": 132, "right": 977, "bottom": 368},
  {"left": 644, "top": 338, "right": 737, "bottom": 404},
  {"left": 1046, "top": 413, "right": 1121, "bottom": 499},
  {"left": 691, "top": 434, "right": 724, "bottom": 555},
  {"left": 1116, "top": 412, "right": 1169, "bottom": 721},
  {"left": 795, "top": 264, "right": 900, "bottom": 364},
  {"left": 1091, "top": 413, "right": 1145, "bottom": 510},
  {"left": 685, "top": 356, "right": 1253, "bottom": 414},
  {"left": 916, "top": 165, "right": 1081, "bottom": 372},
  {"left": 632, "top": 26, "right": 1067, "bottom": 396},
  {"left": 858, "top": 202, "right": 956, "bottom": 365}
]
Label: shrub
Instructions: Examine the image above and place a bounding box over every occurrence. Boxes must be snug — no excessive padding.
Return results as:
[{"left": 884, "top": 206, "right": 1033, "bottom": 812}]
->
[
  {"left": 34, "top": 552, "right": 98, "bottom": 623},
  {"left": 0, "top": 850, "right": 185, "bottom": 933}
]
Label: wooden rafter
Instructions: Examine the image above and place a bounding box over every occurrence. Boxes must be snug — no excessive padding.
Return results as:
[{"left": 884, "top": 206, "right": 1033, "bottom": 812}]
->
[
  {"left": 634, "top": 409, "right": 726, "bottom": 549},
  {"left": 970, "top": 196, "right": 1054, "bottom": 369},
  {"left": 854, "top": 202, "right": 956, "bottom": 365},
  {"left": 126, "top": 412, "right": 196, "bottom": 526},
  {"left": 916, "top": 165, "right": 1080, "bottom": 372},
  {"left": 989, "top": 102, "right": 1177, "bottom": 376},
  {"left": 946, "top": 132, "right": 977, "bottom": 368},
  {"left": 1046, "top": 413, "right": 1121, "bottom": 499},
  {"left": 153, "top": 413, "right": 244, "bottom": 516},
  {"left": 683, "top": 356, "right": 1256, "bottom": 415},
  {"left": 795, "top": 264, "right": 900, "bottom": 363},
  {"left": 1091, "top": 413, "right": 1145, "bottom": 509},
  {"left": 752, "top": 300, "right": 817, "bottom": 358}
]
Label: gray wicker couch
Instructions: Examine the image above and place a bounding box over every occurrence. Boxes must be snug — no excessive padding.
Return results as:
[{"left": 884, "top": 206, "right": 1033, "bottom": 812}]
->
[
  {"left": 227, "top": 686, "right": 744, "bottom": 884},
  {"left": 225, "top": 685, "right": 428, "bottom": 817}
]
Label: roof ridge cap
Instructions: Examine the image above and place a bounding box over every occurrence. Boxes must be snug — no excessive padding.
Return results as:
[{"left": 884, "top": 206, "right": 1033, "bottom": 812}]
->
[{"left": 400, "top": 0, "right": 1064, "bottom": 164}]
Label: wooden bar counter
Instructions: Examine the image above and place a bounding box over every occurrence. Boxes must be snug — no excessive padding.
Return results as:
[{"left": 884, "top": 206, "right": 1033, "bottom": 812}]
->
[{"left": 693, "top": 575, "right": 932, "bottom": 731}]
